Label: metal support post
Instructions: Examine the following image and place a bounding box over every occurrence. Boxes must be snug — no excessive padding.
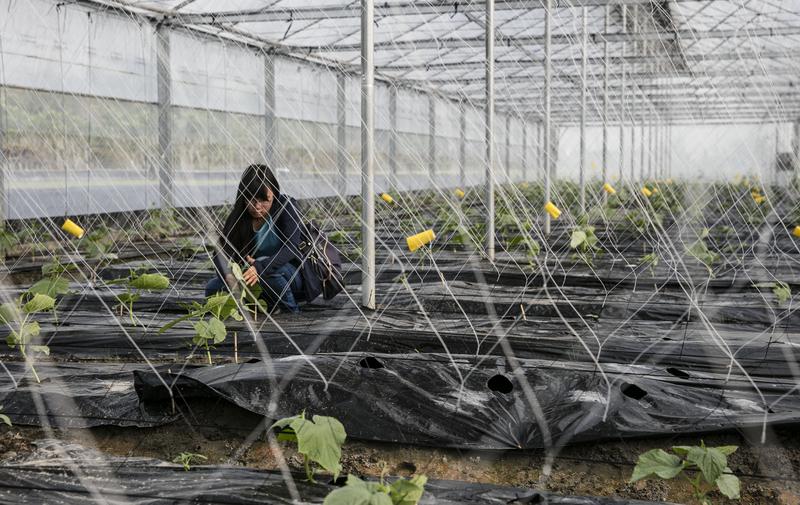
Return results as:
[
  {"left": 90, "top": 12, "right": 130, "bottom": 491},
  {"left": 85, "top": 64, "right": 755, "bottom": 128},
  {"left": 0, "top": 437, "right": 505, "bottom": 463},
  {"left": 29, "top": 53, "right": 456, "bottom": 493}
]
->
[
  {"left": 485, "top": 0, "right": 496, "bottom": 259},
  {"left": 156, "top": 23, "right": 174, "bottom": 209},
  {"left": 360, "top": 0, "right": 375, "bottom": 309}
]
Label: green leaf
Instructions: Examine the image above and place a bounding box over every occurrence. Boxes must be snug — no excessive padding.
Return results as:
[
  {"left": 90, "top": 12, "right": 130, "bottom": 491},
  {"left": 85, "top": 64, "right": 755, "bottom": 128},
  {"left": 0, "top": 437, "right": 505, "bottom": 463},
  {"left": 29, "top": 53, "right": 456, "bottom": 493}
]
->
[
  {"left": 291, "top": 414, "right": 347, "bottom": 480},
  {"left": 28, "top": 277, "right": 70, "bottom": 298},
  {"left": 323, "top": 475, "right": 393, "bottom": 505},
  {"left": 570, "top": 230, "right": 587, "bottom": 249},
  {"left": 630, "top": 449, "right": 683, "bottom": 482},
  {"left": 130, "top": 273, "right": 170, "bottom": 291},
  {"left": 23, "top": 294, "right": 55, "bottom": 314},
  {"left": 671, "top": 446, "right": 692, "bottom": 457},
  {"left": 715, "top": 473, "right": 740, "bottom": 499},
  {"left": 0, "top": 413, "right": 11, "bottom": 426},
  {"left": 208, "top": 317, "right": 227, "bottom": 344},
  {"left": 159, "top": 310, "right": 202, "bottom": 334},
  {"left": 29, "top": 345, "right": 49, "bottom": 356},
  {"left": 687, "top": 446, "right": 727, "bottom": 485},
  {"left": 271, "top": 414, "right": 302, "bottom": 431},
  {"left": 18, "top": 321, "right": 41, "bottom": 344},
  {"left": 230, "top": 263, "right": 244, "bottom": 282},
  {"left": 389, "top": 475, "right": 428, "bottom": 505},
  {"left": 0, "top": 303, "right": 19, "bottom": 326},
  {"left": 715, "top": 445, "right": 738, "bottom": 456}
]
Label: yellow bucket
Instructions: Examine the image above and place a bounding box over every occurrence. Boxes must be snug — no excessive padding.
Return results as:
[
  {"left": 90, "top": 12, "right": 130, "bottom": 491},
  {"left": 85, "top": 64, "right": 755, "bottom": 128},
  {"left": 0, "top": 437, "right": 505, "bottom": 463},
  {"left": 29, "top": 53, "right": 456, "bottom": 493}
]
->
[
  {"left": 793, "top": 226, "right": 800, "bottom": 238},
  {"left": 641, "top": 187, "right": 653, "bottom": 197},
  {"left": 602, "top": 183, "right": 616, "bottom": 195},
  {"left": 544, "top": 201, "right": 561, "bottom": 220},
  {"left": 407, "top": 229, "right": 435, "bottom": 252},
  {"left": 454, "top": 188, "right": 465, "bottom": 199},
  {"left": 381, "top": 193, "right": 394, "bottom": 204},
  {"left": 61, "top": 219, "right": 85, "bottom": 239}
]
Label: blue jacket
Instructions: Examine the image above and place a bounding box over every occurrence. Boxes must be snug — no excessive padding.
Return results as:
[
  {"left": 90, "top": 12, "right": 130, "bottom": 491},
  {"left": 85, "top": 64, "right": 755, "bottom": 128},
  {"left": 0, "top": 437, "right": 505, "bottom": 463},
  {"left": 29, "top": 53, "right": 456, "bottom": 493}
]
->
[{"left": 213, "top": 193, "right": 322, "bottom": 303}]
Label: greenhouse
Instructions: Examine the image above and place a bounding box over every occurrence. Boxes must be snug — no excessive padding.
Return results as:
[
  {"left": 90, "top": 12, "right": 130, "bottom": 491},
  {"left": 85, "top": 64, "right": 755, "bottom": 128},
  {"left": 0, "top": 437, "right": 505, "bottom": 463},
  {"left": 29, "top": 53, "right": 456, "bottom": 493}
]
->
[{"left": 0, "top": 0, "right": 798, "bottom": 503}]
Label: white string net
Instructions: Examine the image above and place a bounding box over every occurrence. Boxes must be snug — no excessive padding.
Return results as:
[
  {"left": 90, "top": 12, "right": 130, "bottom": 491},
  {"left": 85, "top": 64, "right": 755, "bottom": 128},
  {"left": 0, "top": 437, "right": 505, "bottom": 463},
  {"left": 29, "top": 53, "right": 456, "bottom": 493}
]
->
[{"left": 0, "top": 0, "right": 798, "bottom": 502}]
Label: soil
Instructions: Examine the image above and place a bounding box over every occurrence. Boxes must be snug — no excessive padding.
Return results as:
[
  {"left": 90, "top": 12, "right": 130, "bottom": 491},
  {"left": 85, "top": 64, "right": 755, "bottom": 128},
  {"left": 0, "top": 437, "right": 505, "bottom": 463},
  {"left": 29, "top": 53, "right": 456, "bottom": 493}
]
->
[{"left": 0, "top": 400, "right": 797, "bottom": 505}]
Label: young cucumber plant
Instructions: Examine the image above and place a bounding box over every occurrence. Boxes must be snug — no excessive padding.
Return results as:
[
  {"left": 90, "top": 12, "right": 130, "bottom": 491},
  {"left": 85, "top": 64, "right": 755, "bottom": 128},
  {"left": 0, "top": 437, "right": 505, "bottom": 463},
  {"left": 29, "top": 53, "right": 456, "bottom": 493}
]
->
[
  {"left": 639, "top": 252, "right": 659, "bottom": 276},
  {"left": 173, "top": 452, "right": 207, "bottom": 471},
  {"left": 753, "top": 281, "right": 791, "bottom": 306},
  {"left": 631, "top": 442, "right": 740, "bottom": 504},
  {"left": 272, "top": 411, "right": 346, "bottom": 483},
  {"left": 0, "top": 293, "right": 56, "bottom": 383},
  {"left": 160, "top": 293, "right": 243, "bottom": 365},
  {"left": 229, "top": 262, "right": 269, "bottom": 320},
  {"left": 112, "top": 271, "right": 170, "bottom": 326},
  {"left": 687, "top": 228, "right": 718, "bottom": 276},
  {"left": 570, "top": 218, "right": 600, "bottom": 266},
  {"left": 323, "top": 473, "right": 428, "bottom": 505}
]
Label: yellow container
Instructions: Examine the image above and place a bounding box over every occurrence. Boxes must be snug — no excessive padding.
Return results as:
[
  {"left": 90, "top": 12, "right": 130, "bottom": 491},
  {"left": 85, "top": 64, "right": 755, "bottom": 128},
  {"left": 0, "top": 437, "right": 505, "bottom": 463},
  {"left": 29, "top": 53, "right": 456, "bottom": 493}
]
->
[
  {"left": 407, "top": 229, "right": 435, "bottom": 252},
  {"left": 544, "top": 201, "right": 561, "bottom": 220},
  {"left": 380, "top": 193, "right": 394, "bottom": 204},
  {"left": 641, "top": 187, "right": 653, "bottom": 197},
  {"left": 61, "top": 219, "right": 85, "bottom": 239},
  {"left": 454, "top": 188, "right": 465, "bottom": 199},
  {"left": 793, "top": 226, "right": 800, "bottom": 238},
  {"left": 602, "top": 183, "right": 616, "bottom": 195}
]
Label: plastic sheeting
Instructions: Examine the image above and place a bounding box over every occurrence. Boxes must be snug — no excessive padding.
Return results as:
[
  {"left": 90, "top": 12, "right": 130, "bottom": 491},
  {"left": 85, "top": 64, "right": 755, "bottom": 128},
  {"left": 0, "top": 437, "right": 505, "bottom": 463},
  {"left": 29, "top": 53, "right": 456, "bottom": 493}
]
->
[
  {"left": 0, "top": 440, "right": 670, "bottom": 505},
  {"left": 0, "top": 363, "right": 175, "bottom": 428},
  {"left": 133, "top": 353, "right": 800, "bottom": 450}
]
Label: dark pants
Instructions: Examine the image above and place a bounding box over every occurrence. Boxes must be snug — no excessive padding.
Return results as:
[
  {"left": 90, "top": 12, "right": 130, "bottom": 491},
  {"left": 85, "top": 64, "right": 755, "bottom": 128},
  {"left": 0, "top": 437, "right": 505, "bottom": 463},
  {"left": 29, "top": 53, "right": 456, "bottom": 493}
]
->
[{"left": 205, "top": 262, "right": 305, "bottom": 313}]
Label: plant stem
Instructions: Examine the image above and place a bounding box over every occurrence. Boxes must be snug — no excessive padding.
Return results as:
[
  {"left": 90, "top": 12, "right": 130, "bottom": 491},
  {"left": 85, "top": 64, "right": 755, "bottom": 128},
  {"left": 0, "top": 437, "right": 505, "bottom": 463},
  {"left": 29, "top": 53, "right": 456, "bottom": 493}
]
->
[
  {"left": 304, "top": 454, "right": 314, "bottom": 483},
  {"left": 206, "top": 345, "right": 212, "bottom": 366},
  {"left": 21, "top": 348, "right": 40, "bottom": 383}
]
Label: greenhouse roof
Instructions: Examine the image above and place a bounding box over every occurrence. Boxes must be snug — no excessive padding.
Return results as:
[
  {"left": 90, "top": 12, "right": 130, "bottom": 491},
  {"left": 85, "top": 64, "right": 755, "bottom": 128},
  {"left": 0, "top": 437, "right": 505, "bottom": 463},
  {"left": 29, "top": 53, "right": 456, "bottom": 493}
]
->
[{"left": 77, "top": 0, "right": 799, "bottom": 124}]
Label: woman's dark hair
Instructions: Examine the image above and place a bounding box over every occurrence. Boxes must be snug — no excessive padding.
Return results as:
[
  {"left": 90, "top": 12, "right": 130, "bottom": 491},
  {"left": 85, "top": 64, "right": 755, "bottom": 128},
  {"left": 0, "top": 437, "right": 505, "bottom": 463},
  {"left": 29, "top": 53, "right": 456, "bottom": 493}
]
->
[{"left": 219, "top": 164, "right": 281, "bottom": 263}]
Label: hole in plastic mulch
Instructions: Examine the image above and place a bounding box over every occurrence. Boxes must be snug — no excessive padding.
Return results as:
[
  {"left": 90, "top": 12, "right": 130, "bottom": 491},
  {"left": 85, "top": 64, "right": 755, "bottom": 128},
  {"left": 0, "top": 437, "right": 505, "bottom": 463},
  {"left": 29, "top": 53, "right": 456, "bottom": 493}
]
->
[
  {"left": 511, "top": 491, "right": 547, "bottom": 504},
  {"left": 487, "top": 374, "right": 514, "bottom": 394},
  {"left": 621, "top": 382, "right": 647, "bottom": 400},
  {"left": 396, "top": 461, "right": 417, "bottom": 475},
  {"left": 358, "top": 356, "right": 385, "bottom": 369},
  {"left": 666, "top": 367, "right": 690, "bottom": 379},
  {"left": 329, "top": 475, "right": 348, "bottom": 486}
]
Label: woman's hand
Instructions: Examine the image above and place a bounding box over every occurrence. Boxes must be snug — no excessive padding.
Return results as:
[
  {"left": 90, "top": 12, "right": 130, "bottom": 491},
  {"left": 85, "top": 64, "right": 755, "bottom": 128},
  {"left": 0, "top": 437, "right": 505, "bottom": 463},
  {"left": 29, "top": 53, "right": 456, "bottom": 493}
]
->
[{"left": 243, "top": 256, "right": 259, "bottom": 286}]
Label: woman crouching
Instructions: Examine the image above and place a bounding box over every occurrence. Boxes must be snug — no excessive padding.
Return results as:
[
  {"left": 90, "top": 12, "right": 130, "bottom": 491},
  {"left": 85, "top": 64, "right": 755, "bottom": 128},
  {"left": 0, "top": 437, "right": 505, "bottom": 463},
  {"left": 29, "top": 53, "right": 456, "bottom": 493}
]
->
[{"left": 206, "top": 164, "right": 321, "bottom": 314}]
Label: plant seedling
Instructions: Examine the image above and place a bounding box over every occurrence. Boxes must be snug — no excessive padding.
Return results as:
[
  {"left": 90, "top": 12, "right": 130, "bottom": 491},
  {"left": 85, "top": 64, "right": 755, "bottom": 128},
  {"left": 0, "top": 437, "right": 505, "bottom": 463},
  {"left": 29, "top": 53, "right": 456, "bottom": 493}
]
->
[
  {"left": 0, "top": 406, "right": 11, "bottom": 427},
  {"left": 173, "top": 452, "right": 207, "bottom": 471},
  {"left": 160, "top": 292, "right": 243, "bottom": 365},
  {"left": 112, "top": 271, "right": 170, "bottom": 326},
  {"left": 630, "top": 442, "right": 740, "bottom": 504},
  {"left": 687, "top": 228, "right": 718, "bottom": 276},
  {"left": 754, "top": 281, "right": 791, "bottom": 306},
  {"left": 271, "top": 411, "right": 346, "bottom": 483},
  {"left": 323, "top": 473, "right": 428, "bottom": 505},
  {"left": 142, "top": 209, "right": 181, "bottom": 239},
  {"left": 570, "top": 219, "right": 600, "bottom": 265},
  {"left": 230, "top": 263, "right": 269, "bottom": 320},
  {"left": 639, "top": 252, "right": 659, "bottom": 276},
  {"left": 0, "top": 293, "right": 56, "bottom": 383},
  {"left": 0, "top": 227, "right": 19, "bottom": 258}
]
